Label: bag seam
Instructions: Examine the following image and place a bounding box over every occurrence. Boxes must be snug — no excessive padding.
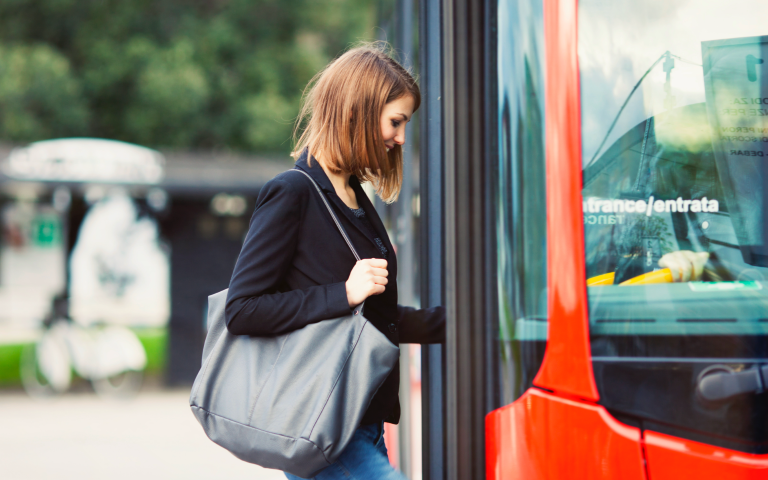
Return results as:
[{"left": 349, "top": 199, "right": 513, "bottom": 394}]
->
[
  {"left": 192, "top": 405, "right": 298, "bottom": 441},
  {"left": 191, "top": 406, "right": 333, "bottom": 465},
  {"left": 306, "top": 317, "right": 369, "bottom": 441},
  {"left": 247, "top": 333, "right": 291, "bottom": 424},
  {"left": 303, "top": 437, "right": 334, "bottom": 465}
]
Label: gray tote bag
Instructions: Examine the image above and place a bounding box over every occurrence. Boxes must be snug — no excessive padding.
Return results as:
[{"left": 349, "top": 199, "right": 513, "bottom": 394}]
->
[{"left": 189, "top": 169, "right": 400, "bottom": 478}]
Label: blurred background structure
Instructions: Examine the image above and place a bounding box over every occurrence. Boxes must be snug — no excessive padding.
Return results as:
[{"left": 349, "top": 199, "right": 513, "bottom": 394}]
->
[{"left": 0, "top": 1, "right": 424, "bottom": 479}]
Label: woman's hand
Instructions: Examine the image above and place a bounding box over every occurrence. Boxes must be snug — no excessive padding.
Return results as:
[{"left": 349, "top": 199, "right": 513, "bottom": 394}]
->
[
  {"left": 659, "top": 250, "right": 709, "bottom": 282},
  {"left": 346, "top": 259, "right": 388, "bottom": 307}
]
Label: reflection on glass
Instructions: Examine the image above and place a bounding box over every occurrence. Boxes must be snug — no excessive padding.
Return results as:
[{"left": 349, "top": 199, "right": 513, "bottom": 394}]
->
[
  {"left": 496, "top": 0, "right": 547, "bottom": 404},
  {"left": 580, "top": 0, "right": 768, "bottom": 453}
]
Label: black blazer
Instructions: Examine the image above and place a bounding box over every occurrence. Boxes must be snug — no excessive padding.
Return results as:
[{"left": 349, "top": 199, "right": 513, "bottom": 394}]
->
[{"left": 225, "top": 150, "right": 445, "bottom": 425}]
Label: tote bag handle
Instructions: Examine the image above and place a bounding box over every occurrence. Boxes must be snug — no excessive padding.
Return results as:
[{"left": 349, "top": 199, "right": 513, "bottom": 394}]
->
[{"left": 289, "top": 169, "right": 361, "bottom": 262}]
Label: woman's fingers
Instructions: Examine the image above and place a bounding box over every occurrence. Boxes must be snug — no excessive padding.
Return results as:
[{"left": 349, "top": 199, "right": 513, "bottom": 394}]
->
[
  {"left": 346, "top": 258, "right": 390, "bottom": 305},
  {"left": 372, "top": 275, "right": 388, "bottom": 286},
  {"left": 370, "top": 267, "right": 388, "bottom": 278},
  {"left": 363, "top": 258, "right": 388, "bottom": 269},
  {"left": 362, "top": 260, "right": 388, "bottom": 286}
]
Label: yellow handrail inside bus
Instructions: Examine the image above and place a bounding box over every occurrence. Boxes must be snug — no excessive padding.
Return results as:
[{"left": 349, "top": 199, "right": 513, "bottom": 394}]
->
[
  {"left": 619, "top": 268, "right": 674, "bottom": 285},
  {"left": 587, "top": 272, "right": 615, "bottom": 286},
  {"left": 587, "top": 268, "right": 675, "bottom": 286}
]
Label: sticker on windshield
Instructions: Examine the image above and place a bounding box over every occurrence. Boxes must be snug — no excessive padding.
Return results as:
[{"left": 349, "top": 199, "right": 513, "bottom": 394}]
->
[
  {"left": 688, "top": 281, "right": 763, "bottom": 291},
  {"left": 703, "top": 35, "right": 768, "bottom": 266}
]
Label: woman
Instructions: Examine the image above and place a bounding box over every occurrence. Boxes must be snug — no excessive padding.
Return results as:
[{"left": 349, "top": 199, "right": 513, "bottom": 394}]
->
[{"left": 225, "top": 43, "right": 446, "bottom": 480}]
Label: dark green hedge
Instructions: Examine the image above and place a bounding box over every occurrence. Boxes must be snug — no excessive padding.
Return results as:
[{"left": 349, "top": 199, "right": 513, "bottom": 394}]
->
[{"left": 0, "top": 328, "right": 167, "bottom": 387}]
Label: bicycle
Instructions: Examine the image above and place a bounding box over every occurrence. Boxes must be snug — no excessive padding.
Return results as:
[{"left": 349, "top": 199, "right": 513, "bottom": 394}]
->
[{"left": 21, "top": 296, "right": 147, "bottom": 399}]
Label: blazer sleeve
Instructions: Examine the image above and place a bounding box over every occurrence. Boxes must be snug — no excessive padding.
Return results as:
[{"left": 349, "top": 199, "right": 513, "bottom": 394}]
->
[
  {"left": 225, "top": 177, "right": 351, "bottom": 336},
  {"left": 397, "top": 305, "right": 446, "bottom": 344}
]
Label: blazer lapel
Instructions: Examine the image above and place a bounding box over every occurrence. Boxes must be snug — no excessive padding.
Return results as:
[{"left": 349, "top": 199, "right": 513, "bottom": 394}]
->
[
  {"left": 294, "top": 152, "right": 384, "bottom": 255},
  {"left": 350, "top": 178, "right": 395, "bottom": 257}
]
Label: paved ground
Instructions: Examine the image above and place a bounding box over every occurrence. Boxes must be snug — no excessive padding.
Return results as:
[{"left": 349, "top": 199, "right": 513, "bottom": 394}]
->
[{"left": 0, "top": 388, "right": 285, "bottom": 480}]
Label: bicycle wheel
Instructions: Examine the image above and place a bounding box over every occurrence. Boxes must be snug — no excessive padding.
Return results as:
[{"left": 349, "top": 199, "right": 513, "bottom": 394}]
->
[
  {"left": 20, "top": 329, "right": 72, "bottom": 398},
  {"left": 91, "top": 369, "right": 144, "bottom": 398},
  {"left": 90, "top": 326, "right": 146, "bottom": 398}
]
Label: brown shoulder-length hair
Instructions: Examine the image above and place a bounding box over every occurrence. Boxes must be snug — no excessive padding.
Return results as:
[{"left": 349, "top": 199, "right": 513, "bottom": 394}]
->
[{"left": 292, "top": 42, "right": 420, "bottom": 203}]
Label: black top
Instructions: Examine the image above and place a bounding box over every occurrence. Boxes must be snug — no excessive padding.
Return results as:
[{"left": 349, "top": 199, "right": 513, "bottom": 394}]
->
[
  {"left": 348, "top": 207, "right": 389, "bottom": 258},
  {"left": 225, "top": 150, "right": 445, "bottom": 425}
]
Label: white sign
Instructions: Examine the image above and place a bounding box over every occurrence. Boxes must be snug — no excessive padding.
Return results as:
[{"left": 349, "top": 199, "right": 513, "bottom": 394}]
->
[
  {"left": 703, "top": 36, "right": 768, "bottom": 265},
  {"left": 2, "top": 138, "right": 164, "bottom": 184}
]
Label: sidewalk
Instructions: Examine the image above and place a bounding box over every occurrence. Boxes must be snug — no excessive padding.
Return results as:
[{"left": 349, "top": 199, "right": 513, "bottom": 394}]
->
[{"left": 0, "top": 388, "right": 285, "bottom": 480}]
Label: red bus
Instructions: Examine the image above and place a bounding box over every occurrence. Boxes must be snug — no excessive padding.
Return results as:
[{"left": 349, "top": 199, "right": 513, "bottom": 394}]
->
[{"left": 415, "top": 0, "right": 768, "bottom": 477}]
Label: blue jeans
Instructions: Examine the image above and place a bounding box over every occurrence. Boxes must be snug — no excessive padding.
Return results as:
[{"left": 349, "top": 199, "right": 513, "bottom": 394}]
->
[{"left": 284, "top": 422, "right": 408, "bottom": 480}]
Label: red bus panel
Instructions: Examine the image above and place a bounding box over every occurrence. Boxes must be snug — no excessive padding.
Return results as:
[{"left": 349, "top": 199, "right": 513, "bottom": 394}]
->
[
  {"left": 645, "top": 431, "right": 768, "bottom": 479},
  {"left": 530, "top": 0, "right": 597, "bottom": 403},
  {"left": 486, "top": 388, "right": 645, "bottom": 480}
]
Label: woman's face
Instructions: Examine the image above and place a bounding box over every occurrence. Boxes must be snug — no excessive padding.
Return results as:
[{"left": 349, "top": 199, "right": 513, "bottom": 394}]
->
[{"left": 380, "top": 95, "right": 415, "bottom": 153}]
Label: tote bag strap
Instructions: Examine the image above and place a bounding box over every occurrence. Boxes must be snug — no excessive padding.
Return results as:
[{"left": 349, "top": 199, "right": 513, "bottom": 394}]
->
[{"left": 289, "top": 169, "right": 361, "bottom": 262}]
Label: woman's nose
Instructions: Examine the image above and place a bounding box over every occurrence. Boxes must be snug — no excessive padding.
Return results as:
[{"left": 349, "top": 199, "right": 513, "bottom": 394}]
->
[{"left": 394, "top": 129, "right": 406, "bottom": 145}]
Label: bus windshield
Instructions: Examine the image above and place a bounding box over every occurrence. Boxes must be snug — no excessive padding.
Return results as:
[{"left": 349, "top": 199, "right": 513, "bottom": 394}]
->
[{"left": 580, "top": 0, "right": 768, "bottom": 453}]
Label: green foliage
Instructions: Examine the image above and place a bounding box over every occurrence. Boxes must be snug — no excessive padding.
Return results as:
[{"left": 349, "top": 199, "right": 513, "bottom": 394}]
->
[
  {"left": 125, "top": 39, "right": 210, "bottom": 146},
  {"left": 0, "top": 343, "right": 23, "bottom": 387},
  {"left": 135, "top": 328, "right": 167, "bottom": 375},
  {"left": 0, "top": 0, "right": 378, "bottom": 152},
  {"left": 0, "top": 44, "right": 89, "bottom": 141},
  {"left": 242, "top": 92, "right": 295, "bottom": 152},
  {"left": 0, "top": 328, "right": 167, "bottom": 387}
]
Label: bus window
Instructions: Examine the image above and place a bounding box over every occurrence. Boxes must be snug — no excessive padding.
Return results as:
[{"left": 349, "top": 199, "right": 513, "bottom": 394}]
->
[
  {"left": 497, "top": 0, "right": 547, "bottom": 405},
  {"left": 580, "top": 0, "right": 768, "bottom": 452}
]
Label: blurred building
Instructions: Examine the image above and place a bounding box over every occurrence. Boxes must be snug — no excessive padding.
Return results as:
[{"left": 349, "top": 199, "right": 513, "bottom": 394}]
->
[{"left": 0, "top": 139, "right": 290, "bottom": 384}]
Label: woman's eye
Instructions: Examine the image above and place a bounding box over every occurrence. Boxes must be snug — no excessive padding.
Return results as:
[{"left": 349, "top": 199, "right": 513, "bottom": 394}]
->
[{"left": 391, "top": 120, "right": 400, "bottom": 128}]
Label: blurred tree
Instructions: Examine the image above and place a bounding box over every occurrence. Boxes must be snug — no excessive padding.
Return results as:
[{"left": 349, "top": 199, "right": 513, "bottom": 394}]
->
[
  {"left": 0, "top": 44, "right": 89, "bottom": 141},
  {"left": 125, "top": 39, "right": 210, "bottom": 146},
  {"left": 0, "top": 0, "right": 379, "bottom": 152}
]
